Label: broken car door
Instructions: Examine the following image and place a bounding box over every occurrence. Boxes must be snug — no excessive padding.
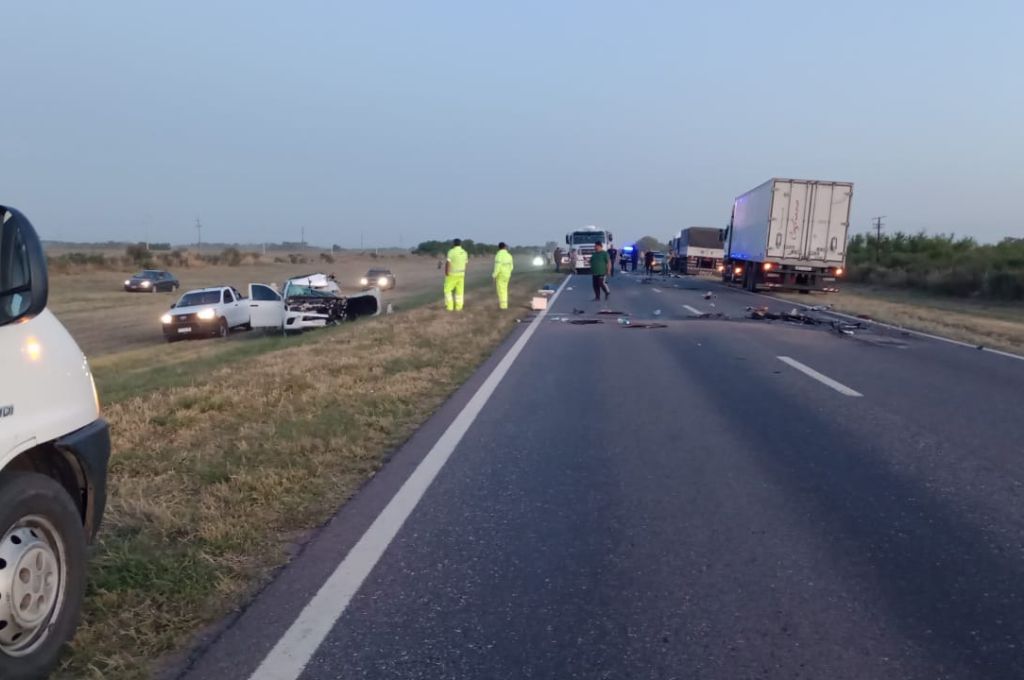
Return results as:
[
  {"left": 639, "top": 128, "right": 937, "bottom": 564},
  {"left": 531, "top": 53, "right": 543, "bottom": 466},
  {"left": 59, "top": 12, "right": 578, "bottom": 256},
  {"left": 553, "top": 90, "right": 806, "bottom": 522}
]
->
[{"left": 247, "top": 283, "right": 285, "bottom": 328}]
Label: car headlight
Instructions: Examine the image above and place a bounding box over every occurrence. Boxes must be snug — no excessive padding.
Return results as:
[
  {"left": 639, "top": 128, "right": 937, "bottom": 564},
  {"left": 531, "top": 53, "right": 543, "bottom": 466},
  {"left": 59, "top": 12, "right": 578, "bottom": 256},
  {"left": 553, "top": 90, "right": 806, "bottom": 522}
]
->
[
  {"left": 532, "top": 256, "right": 544, "bottom": 267},
  {"left": 160, "top": 313, "right": 173, "bottom": 324},
  {"left": 124, "top": 279, "right": 131, "bottom": 285},
  {"left": 378, "top": 276, "right": 388, "bottom": 286},
  {"left": 197, "top": 308, "right": 216, "bottom": 320},
  {"left": 141, "top": 280, "right": 151, "bottom": 287},
  {"left": 360, "top": 277, "right": 369, "bottom": 286}
]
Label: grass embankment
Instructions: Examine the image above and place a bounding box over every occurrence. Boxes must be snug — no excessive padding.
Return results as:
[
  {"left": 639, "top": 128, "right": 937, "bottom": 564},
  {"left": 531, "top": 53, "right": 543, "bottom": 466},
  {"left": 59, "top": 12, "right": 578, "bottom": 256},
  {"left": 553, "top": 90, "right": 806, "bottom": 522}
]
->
[
  {"left": 779, "top": 285, "right": 1024, "bottom": 355},
  {"left": 62, "top": 270, "right": 560, "bottom": 679}
]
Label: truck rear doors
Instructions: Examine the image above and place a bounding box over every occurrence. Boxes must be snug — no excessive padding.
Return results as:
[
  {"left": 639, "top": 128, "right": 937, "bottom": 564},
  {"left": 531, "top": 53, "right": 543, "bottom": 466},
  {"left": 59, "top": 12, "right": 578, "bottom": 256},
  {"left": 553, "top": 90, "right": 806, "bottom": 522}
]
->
[{"left": 767, "top": 180, "right": 852, "bottom": 264}]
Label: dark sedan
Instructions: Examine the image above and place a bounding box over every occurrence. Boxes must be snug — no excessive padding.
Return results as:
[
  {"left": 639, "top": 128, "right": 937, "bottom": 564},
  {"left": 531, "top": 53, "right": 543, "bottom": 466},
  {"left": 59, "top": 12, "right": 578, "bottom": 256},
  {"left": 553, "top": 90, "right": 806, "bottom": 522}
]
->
[
  {"left": 124, "top": 269, "right": 179, "bottom": 292},
  {"left": 360, "top": 268, "right": 396, "bottom": 291}
]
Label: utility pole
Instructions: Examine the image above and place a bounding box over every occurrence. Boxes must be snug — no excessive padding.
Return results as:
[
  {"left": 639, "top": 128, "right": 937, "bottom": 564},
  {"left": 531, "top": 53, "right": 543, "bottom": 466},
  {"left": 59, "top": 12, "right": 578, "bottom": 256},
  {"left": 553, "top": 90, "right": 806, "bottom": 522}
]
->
[
  {"left": 195, "top": 217, "right": 203, "bottom": 254},
  {"left": 360, "top": 230, "right": 364, "bottom": 250},
  {"left": 872, "top": 216, "right": 885, "bottom": 262},
  {"left": 301, "top": 226, "right": 305, "bottom": 246}
]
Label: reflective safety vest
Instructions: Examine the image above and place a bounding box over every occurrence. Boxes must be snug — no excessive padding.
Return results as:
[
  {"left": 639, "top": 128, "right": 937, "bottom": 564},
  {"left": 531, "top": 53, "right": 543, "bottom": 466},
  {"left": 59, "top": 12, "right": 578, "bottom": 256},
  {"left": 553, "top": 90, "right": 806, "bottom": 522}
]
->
[
  {"left": 447, "top": 246, "right": 468, "bottom": 275},
  {"left": 493, "top": 249, "right": 514, "bottom": 278}
]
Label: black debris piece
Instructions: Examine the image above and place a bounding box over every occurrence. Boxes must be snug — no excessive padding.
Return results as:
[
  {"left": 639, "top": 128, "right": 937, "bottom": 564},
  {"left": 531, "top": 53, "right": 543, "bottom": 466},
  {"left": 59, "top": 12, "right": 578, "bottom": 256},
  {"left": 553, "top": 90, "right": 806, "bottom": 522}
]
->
[{"left": 569, "top": 319, "right": 604, "bottom": 325}]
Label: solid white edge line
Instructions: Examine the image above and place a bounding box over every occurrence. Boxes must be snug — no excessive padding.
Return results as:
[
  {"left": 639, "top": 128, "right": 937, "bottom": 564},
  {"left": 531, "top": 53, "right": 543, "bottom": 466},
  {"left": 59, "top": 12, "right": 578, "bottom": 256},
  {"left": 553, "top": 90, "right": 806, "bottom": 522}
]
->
[
  {"left": 777, "top": 356, "right": 863, "bottom": 397},
  {"left": 683, "top": 304, "right": 702, "bottom": 316},
  {"left": 741, "top": 287, "right": 1024, "bottom": 363},
  {"left": 248, "top": 275, "right": 572, "bottom": 680}
]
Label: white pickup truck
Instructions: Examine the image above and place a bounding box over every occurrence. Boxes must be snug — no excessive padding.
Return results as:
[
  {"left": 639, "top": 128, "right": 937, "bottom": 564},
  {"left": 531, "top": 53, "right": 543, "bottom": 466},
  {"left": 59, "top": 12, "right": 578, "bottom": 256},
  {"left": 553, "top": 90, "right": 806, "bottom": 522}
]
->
[
  {"left": 1, "top": 206, "right": 110, "bottom": 679},
  {"left": 160, "top": 286, "right": 250, "bottom": 341}
]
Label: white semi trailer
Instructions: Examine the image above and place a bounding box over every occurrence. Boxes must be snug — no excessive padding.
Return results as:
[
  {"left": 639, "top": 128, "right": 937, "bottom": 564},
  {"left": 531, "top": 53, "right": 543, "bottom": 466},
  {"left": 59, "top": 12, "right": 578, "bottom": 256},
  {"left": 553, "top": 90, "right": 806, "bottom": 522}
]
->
[{"left": 722, "top": 178, "right": 853, "bottom": 292}]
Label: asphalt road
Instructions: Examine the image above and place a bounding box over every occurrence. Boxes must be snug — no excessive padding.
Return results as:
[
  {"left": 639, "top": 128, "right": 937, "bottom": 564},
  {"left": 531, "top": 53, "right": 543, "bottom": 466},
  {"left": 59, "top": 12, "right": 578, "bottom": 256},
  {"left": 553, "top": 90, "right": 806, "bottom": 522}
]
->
[{"left": 177, "top": 272, "right": 1024, "bottom": 680}]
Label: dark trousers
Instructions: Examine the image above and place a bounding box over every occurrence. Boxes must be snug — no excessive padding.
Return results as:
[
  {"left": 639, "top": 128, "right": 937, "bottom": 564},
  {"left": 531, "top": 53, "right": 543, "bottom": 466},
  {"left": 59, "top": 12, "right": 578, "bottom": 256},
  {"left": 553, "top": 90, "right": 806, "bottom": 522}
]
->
[{"left": 592, "top": 275, "right": 609, "bottom": 300}]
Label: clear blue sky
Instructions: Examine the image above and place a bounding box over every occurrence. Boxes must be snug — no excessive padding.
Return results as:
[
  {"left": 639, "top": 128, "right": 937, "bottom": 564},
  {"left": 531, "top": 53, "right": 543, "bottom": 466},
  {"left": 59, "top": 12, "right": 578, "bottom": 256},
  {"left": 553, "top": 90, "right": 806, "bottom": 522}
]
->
[{"left": 3, "top": 1, "right": 1021, "bottom": 247}]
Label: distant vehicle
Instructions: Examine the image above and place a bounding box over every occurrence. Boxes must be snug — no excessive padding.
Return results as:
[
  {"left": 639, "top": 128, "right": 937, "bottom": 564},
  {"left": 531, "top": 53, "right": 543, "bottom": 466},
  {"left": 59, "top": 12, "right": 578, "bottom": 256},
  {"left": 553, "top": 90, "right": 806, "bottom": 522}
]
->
[
  {"left": 669, "top": 227, "right": 725, "bottom": 275},
  {"left": 650, "top": 251, "right": 668, "bottom": 272},
  {"left": 124, "top": 269, "right": 178, "bottom": 292},
  {"left": 161, "top": 286, "right": 249, "bottom": 341},
  {"left": 565, "top": 226, "right": 613, "bottom": 274},
  {"left": 722, "top": 178, "right": 853, "bottom": 292},
  {"left": 1, "top": 206, "right": 110, "bottom": 679},
  {"left": 360, "top": 268, "right": 396, "bottom": 291}
]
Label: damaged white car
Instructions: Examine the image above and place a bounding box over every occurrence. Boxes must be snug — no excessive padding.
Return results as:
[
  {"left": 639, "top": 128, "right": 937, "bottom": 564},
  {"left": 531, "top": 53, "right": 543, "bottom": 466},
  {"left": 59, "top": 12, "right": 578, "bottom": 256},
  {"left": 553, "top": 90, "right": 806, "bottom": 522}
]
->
[{"left": 247, "top": 272, "right": 381, "bottom": 332}]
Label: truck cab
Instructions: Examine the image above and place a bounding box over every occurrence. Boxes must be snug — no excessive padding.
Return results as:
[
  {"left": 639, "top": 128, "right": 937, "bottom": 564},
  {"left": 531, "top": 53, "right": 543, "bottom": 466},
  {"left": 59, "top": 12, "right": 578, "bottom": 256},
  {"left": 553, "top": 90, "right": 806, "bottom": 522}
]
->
[
  {"left": 565, "top": 227, "right": 613, "bottom": 274},
  {"left": 0, "top": 206, "right": 110, "bottom": 679}
]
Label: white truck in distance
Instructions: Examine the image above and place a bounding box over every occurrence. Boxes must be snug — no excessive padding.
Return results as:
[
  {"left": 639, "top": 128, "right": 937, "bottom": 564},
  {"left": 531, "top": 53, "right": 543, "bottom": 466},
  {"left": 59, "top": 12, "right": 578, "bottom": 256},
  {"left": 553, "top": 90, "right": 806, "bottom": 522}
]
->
[
  {"left": 0, "top": 206, "right": 111, "bottom": 679},
  {"left": 722, "top": 178, "right": 853, "bottom": 292},
  {"left": 565, "top": 226, "right": 613, "bottom": 274}
]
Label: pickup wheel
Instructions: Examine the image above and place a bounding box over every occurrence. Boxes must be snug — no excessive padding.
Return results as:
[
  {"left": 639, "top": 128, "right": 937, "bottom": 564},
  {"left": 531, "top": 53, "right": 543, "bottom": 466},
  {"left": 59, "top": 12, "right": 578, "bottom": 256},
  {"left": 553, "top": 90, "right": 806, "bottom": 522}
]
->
[
  {"left": 0, "top": 473, "right": 87, "bottom": 680},
  {"left": 217, "top": 318, "right": 229, "bottom": 338}
]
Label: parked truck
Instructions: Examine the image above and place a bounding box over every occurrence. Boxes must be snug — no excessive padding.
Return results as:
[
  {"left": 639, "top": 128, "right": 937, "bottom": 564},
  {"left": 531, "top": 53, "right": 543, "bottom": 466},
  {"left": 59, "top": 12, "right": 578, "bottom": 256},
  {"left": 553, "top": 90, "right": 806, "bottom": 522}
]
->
[
  {"left": 1, "top": 206, "right": 110, "bottom": 679},
  {"left": 722, "top": 178, "right": 853, "bottom": 292},
  {"left": 669, "top": 227, "right": 725, "bottom": 275},
  {"left": 564, "top": 226, "right": 613, "bottom": 274}
]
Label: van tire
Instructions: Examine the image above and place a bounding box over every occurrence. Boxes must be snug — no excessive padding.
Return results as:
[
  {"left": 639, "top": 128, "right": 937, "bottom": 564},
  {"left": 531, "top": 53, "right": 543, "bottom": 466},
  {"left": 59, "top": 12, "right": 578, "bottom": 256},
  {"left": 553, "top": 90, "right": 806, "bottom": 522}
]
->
[
  {"left": 217, "top": 318, "right": 229, "bottom": 338},
  {"left": 0, "top": 473, "right": 87, "bottom": 680}
]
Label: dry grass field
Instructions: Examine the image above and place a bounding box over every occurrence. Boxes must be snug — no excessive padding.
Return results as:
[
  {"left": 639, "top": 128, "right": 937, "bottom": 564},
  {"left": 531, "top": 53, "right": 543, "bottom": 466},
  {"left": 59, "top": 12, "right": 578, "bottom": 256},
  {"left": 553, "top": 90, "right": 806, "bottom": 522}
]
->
[{"left": 47, "top": 253, "right": 479, "bottom": 357}]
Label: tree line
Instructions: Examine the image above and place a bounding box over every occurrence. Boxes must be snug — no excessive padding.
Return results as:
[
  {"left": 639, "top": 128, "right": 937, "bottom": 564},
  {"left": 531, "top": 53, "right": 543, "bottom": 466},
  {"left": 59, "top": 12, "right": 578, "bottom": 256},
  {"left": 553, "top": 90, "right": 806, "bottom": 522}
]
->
[
  {"left": 846, "top": 232, "right": 1024, "bottom": 300},
  {"left": 413, "top": 240, "right": 541, "bottom": 257}
]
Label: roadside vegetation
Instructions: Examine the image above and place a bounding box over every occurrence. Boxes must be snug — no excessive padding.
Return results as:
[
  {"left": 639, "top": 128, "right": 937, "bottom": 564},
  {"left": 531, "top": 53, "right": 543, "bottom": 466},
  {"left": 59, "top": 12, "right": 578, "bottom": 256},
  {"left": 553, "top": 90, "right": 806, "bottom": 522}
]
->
[
  {"left": 61, "top": 270, "right": 558, "bottom": 679},
  {"left": 847, "top": 232, "right": 1024, "bottom": 301}
]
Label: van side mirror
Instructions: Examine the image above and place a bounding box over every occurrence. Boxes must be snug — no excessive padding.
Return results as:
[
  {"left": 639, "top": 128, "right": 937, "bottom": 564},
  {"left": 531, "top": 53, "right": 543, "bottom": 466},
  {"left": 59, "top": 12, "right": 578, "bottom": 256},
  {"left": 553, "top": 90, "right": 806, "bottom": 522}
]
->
[
  {"left": 0, "top": 206, "right": 49, "bottom": 326},
  {"left": 169, "top": 302, "right": 176, "bottom": 309}
]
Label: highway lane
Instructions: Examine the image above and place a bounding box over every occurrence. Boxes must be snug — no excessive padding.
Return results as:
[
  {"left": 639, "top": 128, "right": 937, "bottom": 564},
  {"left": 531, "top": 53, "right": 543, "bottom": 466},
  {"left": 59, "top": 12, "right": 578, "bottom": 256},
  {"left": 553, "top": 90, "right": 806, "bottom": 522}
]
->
[{"left": 179, "top": 273, "right": 1024, "bottom": 680}]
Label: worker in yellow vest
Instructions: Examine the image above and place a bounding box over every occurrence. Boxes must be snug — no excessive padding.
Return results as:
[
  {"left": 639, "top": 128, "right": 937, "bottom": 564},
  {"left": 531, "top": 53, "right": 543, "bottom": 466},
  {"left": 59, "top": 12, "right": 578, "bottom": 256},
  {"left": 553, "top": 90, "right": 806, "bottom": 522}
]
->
[
  {"left": 492, "top": 242, "right": 514, "bottom": 309},
  {"left": 444, "top": 238, "right": 469, "bottom": 311}
]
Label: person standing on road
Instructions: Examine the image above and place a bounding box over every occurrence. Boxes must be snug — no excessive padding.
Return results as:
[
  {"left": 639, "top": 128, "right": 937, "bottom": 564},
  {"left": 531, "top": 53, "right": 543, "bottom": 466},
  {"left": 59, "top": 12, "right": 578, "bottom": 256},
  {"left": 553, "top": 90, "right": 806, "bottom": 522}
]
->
[
  {"left": 630, "top": 247, "right": 638, "bottom": 272},
  {"left": 590, "top": 241, "right": 611, "bottom": 302},
  {"left": 608, "top": 246, "right": 618, "bottom": 277},
  {"left": 444, "top": 238, "right": 469, "bottom": 311},
  {"left": 492, "top": 242, "right": 514, "bottom": 310},
  {"left": 554, "top": 246, "right": 563, "bottom": 273},
  {"left": 644, "top": 250, "right": 655, "bottom": 277}
]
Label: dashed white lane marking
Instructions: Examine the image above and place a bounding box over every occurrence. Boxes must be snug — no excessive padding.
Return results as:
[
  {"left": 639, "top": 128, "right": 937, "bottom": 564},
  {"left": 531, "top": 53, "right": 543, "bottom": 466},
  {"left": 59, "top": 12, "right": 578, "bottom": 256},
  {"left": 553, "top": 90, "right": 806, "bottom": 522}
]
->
[
  {"left": 652, "top": 288, "right": 662, "bottom": 293},
  {"left": 777, "top": 356, "right": 863, "bottom": 397},
  {"left": 683, "top": 304, "right": 703, "bottom": 316},
  {"left": 248, "top": 276, "right": 572, "bottom": 680}
]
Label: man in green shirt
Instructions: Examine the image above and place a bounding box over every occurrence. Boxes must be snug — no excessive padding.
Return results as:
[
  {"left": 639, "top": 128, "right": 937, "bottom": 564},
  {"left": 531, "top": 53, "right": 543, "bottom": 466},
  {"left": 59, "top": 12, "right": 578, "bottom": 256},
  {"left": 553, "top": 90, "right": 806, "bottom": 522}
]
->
[{"left": 589, "top": 241, "right": 611, "bottom": 301}]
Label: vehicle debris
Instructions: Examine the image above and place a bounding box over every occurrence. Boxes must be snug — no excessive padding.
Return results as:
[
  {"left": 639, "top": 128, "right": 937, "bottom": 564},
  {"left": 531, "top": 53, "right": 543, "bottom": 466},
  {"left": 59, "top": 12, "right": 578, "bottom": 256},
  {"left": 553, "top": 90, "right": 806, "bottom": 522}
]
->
[
  {"left": 622, "top": 322, "right": 668, "bottom": 329},
  {"left": 596, "top": 309, "right": 627, "bottom": 315},
  {"left": 569, "top": 319, "right": 603, "bottom": 325}
]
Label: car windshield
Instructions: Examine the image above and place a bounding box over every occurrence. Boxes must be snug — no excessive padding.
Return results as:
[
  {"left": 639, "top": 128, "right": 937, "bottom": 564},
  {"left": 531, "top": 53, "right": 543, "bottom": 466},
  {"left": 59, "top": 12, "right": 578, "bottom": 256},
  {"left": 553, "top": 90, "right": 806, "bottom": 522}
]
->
[
  {"left": 178, "top": 291, "right": 221, "bottom": 306},
  {"left": 285, "top": 283, "right": 336, "bottom": 298},
  {"left": 570, "top": 232, "right": 605, "bottom": 245},
  {"left": 136, "top": 271, "right": 161, "bottom": 279},
  {"left": 367, "top": 270, "right": 391, "bottom": 276}
]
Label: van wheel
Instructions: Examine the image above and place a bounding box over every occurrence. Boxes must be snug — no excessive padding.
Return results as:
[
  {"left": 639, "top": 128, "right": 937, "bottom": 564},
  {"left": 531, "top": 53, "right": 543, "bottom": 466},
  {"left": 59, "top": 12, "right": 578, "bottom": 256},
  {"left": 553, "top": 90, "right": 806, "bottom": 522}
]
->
[{"left": 0, "top": 473, "right": 87, "bottom": 680}]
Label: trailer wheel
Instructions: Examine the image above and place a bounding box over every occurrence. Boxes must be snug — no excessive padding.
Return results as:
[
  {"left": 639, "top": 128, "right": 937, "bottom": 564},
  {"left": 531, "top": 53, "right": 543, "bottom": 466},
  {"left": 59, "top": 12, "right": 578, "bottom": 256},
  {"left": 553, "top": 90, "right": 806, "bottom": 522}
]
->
[
  {"left": 744, "top": 265, "right": 757, "bottom": 292},
  {"left": 0, "top": 473, "right": 87, "bottom": 680}
]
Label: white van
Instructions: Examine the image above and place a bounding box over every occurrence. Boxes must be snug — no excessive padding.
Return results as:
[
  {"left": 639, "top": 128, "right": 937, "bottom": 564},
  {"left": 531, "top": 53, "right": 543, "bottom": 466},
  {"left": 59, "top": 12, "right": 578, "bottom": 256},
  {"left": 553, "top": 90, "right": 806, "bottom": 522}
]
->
[{"left": 0, "top": 206, "right": 110, "bottom": 679}]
